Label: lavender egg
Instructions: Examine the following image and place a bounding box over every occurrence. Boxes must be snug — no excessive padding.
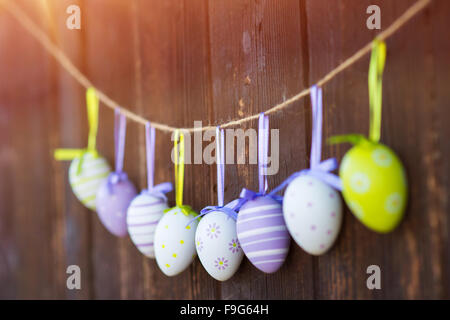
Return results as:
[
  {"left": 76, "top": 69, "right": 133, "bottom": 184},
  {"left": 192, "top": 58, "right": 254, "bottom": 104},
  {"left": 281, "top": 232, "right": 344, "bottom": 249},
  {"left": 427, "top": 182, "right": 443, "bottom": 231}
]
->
[
  {"left": 96, "top": 174, "right": 137, "bottom": 237},
  {"left": 236, "top": 196, "right": 290, "bottom": 273},
  {"left": 127, "top": 192, "right": 168, "bottom": 258}
]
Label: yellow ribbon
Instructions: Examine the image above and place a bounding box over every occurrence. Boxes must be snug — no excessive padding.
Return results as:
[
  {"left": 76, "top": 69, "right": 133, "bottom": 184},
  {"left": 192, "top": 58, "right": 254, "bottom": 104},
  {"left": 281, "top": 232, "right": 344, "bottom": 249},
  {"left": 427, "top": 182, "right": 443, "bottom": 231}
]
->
[
  {"left": 163, "top": 130, "right": 197, "bottom": 217},
  {"left": 54, "top": 87, "right": 100, "bottom": 174},
  {"left": 369, "top": 39, "right": 386, "bottom": 143},
  {"left": 174, "top": 130, "right": 184, "bottom": 207}
]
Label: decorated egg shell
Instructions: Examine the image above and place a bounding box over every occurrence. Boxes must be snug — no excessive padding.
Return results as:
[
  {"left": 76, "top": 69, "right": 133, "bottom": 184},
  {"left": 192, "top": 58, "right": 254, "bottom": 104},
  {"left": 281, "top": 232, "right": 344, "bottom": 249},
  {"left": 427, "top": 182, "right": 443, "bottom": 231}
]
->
[
  {"left": 96, "top": 175, "right": 137, "bottom": 237},
  {"left": 283, "top": 176, "right": 342, "bottom": 255},
  {"left": 195, "top": 200, "right": 244, "bottom": 281},
  {"left": 154, "top": 207, "right": 199, "bottom": 276},
  {"left": 68, "top": 153, "right": 111, "bottom": 210},
  {"left": 236, "top": 196, "right": 290, "bottom": 273},
  {"left": 127, "top": 191, "right": 168, "bottom": 258},
  {"left": 340, "top": 142, "right": 407, "bottom": 233}
]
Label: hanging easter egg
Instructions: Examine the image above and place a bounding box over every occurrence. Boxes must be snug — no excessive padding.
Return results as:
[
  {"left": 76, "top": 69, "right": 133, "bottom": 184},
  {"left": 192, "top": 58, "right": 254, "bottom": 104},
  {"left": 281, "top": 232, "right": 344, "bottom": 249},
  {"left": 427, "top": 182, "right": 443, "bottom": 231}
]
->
[
  {"left": 154, "top": 130, "right": 197, "bottom": 276},
  {"left": 127, "top": 191, "right": 168, "bottom": 258},
  {"left": 339, "top": 141, "right": 407, "bottom": 233},
  {"left": 96, "top": 173, "right": 137, "bottom": 237},
  {"left": 330, "top": 40, "right": 408, "bottom": 233},
  {"left": 196, "top": 200, "right": 243, "bottom": 281},
  {"left": 280, "top": 85, "right": 343, "bottom": 255},
  {"left": 283, "top": 176, "right": 342, "bottom": 255},
  {"left": 154, "top": 207, "right": 199, "bottom": 276},
  {"left": 236, "top": 196, "right": 290, "bottom": 273},
  {"left": 68, "top": 152, "right": 111, "bottom": 210},
  {"left": 95, "top": 110, "right": 137, "bottom": 237},
  {"left": 127, "top": 123, "right": 172, "bottom": 257}
]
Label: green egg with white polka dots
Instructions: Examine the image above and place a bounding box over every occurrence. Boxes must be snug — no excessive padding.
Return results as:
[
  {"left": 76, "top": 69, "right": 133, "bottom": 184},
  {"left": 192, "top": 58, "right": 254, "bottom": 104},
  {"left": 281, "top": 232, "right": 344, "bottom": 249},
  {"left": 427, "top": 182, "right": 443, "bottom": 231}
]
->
[{"left": 340, "top": 141, "right": 407, "bottom": 233}]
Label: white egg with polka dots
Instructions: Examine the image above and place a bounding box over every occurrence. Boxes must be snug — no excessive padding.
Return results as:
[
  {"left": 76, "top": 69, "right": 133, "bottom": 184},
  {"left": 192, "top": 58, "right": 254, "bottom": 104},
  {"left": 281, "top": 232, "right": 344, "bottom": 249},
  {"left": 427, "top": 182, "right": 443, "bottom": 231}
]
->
[
  {"left": 154, "top": 207, "right": 199, "bottom": 276},
  {"left": 283, "top": 175, "right": 342, "bottom": 255},
  {"left": 195, "top": 208, "right": 244, "bottom": 281}
]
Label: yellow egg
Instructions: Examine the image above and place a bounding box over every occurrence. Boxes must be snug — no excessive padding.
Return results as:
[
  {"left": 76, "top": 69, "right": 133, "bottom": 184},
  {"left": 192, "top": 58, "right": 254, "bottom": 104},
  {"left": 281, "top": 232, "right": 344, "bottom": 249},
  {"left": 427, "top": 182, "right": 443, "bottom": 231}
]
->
[{"left": 340, "top": 141, "right": 407, "bottom": 233}]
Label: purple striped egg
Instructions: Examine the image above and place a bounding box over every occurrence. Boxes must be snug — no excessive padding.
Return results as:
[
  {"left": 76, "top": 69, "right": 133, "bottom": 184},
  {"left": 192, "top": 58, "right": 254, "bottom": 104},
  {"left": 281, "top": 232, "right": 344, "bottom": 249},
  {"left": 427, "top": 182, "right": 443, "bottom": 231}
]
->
[
  {"left": 127, "top": 192, "right": 168, "bottom": 258},
  {"left": 96, "top": 176, "right": 137, "bottom": 237},
  {"left": 236, "top": 196, "right": 290, "bottom": 273}
]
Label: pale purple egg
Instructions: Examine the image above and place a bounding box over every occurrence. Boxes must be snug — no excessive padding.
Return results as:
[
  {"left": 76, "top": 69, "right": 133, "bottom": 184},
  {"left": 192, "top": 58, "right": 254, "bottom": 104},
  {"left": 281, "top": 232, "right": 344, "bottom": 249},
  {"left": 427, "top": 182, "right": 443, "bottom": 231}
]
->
[
  {"left": 96, "top": 175, "right": 137, "bottom": 237},
  {"left": 236, "top": 196, "right": 290, "bottom": 273}
]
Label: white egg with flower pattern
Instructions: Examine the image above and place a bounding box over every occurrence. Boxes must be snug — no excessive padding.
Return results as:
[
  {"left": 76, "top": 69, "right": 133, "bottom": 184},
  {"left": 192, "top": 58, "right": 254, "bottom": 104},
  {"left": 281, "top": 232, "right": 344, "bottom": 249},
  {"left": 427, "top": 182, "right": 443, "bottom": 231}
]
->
[
  {"left": 283, "top": 175, "right": 343, "bottom": 255},
  {"left": 154, "top": 207, "right": 199, "bottom": 276},
  {"left": 195, "top": 204, "right": 244, "bottom": 281}
]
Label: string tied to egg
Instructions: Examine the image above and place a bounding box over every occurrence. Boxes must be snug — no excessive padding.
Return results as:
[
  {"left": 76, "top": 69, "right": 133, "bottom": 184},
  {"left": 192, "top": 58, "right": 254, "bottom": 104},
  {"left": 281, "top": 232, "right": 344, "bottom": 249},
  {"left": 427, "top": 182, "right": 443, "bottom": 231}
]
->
[
  {"left": 236, "top": 113, "right": 283, "bottom": 211},
  {"left": 163, "top": 130, "right": 198, "bottom": 218},
  {"left": 328, "top": 39, "right": 386, "bottom": 147},
  {"left": 189, "top": 128, "right": 239, "bottom": 226},
  {"left": 141, "top": 122, "right": 173, "bottom": 201},
  {"left": 54, "top": 87, "right": 100, "bottom": 174},
  {"left": 106, "top": 109, "right": 129, "bottom": 193},
  {"left": 270, "top": 85, "right": 342, "bottom": 195}
]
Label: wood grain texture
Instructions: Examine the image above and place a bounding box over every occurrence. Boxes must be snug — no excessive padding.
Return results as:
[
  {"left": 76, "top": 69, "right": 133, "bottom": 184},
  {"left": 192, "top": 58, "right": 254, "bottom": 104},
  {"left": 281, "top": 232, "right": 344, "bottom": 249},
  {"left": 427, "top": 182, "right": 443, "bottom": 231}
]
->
[{"left": 0, "top": 0, "right": 448, "bottom": 299}]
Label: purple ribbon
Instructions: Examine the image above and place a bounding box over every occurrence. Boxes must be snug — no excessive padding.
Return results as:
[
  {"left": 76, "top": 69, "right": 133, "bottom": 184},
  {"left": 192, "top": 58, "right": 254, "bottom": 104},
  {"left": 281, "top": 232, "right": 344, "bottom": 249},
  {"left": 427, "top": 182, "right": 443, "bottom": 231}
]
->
[
  {"left": 107, "top": 110, "right": 128, "bottom": 193},
  {"left": 258, "top": 113, "right": 269, "bottom": 194},
  {"left": 216, "top": 127, "right": 225, "bottom": 207},
  {"left": 236, "top": 113, "right": 281, "bottom": 209},
  {"left": 269, "top": 158, "right": 341, "bottom": 195},
  {"left": 235, "top": 188, "right": 283, "bottom": 211},
  {"left": 199, "top": 203, "right": 238, "bottom": 221},
  {"left": 271, "top": 85, "right": 342, "bottom": 196},
  {"left": 114, "top": 109, "right": 126, "bottom": 175},
  {"left": 143, "top": 122, "right": 172, "bottom": 201},
  {"left": 140, "top": 182, "right": 173, "bottom": 202},
  {"left": 189, "top": 127, "right": 238, "bottom": 225}
]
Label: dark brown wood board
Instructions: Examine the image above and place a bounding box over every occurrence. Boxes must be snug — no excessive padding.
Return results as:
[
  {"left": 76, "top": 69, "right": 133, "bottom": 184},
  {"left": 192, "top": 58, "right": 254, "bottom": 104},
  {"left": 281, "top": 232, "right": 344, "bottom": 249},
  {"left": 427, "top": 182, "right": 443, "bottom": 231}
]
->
[{"left": 0, "top": 0, "right": 448, "bottom": 299}]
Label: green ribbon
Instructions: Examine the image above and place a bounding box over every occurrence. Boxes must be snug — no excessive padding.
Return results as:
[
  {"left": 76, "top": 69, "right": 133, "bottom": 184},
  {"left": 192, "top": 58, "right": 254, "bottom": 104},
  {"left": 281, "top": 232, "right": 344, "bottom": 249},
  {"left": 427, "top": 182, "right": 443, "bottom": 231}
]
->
[
  {"left": 54, "top": 87, "right": 100, "bottom": 175},
  {"left": 329, "top": 40, "right": 386, "bottom": 146},
  {"left": 328, "top": 134, "right": 370, "bottom": 146},
  {"left": 369, "top": 39, "right": 386, "bottom": 143}
]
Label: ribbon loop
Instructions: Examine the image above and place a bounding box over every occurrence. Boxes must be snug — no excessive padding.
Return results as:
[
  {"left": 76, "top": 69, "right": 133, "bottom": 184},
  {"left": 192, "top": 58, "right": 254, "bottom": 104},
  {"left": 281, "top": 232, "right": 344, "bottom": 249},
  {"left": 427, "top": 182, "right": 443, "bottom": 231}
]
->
[
  {"left": 86, "top": 87, "right": 99, "bottom": 152},
  {"left": 165, "top": 131, "right": 191, "bottom": 220},
  {"left": 114, "top": 109, "right": 127, "bottom": 175},
  {"left": 54, "top": 87, "right": 100, "bottom": 175},
  {"left": 310, "top": 85, "right": 323, "bottom": 168},
  {"left": 369, "top": 39, "right": 387, "bottom": 143},
  {"left": 174, "top": 130, "right": 185, "bottom": 207},
  {"left": 258, "top": 113, "right": 269, "bottom": 194},
  {"left": 236, "top": 114, "right": 280, "bottom": 210},
  {"left": 145, "top": 122, "right": 156, "bottom": 191},
  {"left": 269, "top": 85, "right": 342, "bottom": 195},
  {"left": 216, "top": 127, "right": 225, "bottom": 207},
  {"left": 143, "top": 122, "right": 173, "bottom": 200}
]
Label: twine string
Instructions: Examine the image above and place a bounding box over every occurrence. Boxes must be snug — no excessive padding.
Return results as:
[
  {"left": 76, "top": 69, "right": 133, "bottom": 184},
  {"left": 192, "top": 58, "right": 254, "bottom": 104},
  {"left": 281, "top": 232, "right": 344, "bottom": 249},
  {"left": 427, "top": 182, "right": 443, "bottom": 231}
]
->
[{"left": 0, "top": 0, "right": 432, "bottom": 133}]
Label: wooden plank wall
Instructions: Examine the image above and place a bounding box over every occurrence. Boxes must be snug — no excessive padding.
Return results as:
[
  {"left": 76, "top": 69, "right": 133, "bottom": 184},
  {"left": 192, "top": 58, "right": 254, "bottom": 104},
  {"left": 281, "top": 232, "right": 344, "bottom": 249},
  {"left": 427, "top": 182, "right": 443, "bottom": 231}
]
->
[{"left": 0, "top": 0, "right": 448, "bottom": 299}]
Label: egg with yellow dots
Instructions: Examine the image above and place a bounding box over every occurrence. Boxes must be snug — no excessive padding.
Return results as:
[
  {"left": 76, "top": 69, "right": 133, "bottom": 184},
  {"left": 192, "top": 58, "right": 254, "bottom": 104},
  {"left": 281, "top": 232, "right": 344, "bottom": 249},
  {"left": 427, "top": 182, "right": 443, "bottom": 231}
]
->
[
  {"left": 154, "top": 206, "right": 199, "bottom": 276},
  {"left": 340, "top": 141, "right": 407, "bottom": 233}
]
